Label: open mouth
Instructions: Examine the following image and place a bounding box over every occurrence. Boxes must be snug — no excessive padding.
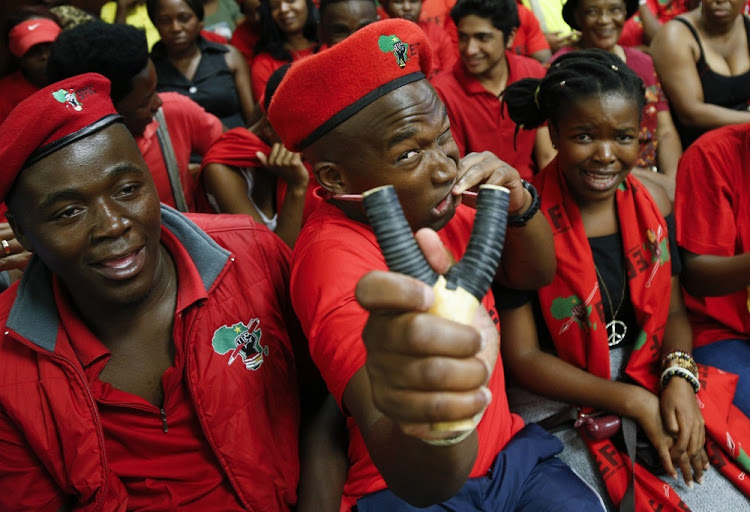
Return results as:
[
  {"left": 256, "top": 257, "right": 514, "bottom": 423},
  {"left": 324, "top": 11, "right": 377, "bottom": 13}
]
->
[
  {"left": 93, "top": 246, "right": 146, "bottom": 281},
  {"left": 432, "top": 191, "right": 454, "bottom": 216},
  {"left": 581, "top": 169, "right": 620, "bottom": 191}
]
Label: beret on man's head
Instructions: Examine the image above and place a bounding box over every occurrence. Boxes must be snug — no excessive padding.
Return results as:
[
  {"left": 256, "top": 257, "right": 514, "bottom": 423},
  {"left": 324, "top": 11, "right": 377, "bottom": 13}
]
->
[
  {"left": 268, "top": 19, "right": 433, "bottom": 152},
  {"left": 0, "top": 73, "right": 122, "bottom": 202}
]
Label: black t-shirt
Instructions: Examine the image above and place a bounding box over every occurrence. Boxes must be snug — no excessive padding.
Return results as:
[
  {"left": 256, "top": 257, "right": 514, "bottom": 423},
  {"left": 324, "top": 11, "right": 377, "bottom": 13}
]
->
[{"left": 495, "top": 213, "right": 681, "bottom": 352}]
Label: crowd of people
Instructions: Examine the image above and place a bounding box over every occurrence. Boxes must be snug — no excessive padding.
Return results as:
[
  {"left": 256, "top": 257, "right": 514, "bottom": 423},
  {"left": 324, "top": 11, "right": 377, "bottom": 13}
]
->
[{"left": 0, "top": 0, "right": 749, "bottom": 510}]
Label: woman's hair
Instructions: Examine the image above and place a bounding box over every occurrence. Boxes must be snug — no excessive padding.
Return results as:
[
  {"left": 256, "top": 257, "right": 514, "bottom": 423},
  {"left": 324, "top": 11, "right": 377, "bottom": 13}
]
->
[
  {"left": 450, "top": 0, "right": 519, "bottom": 40},
  {"left": 503, "top": 49, "right": 646, "bottom": 132},
  {"left": 255, "top": 0, "right": 319, "bottom": 61},
  {"left": 146, "top": 0, "right": 205, "bottom": 22}
]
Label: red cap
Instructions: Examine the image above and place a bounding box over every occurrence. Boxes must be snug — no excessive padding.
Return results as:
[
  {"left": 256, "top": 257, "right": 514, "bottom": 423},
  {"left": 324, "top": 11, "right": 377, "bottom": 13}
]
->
[
  {"left": 9, "top": 18, "right": 62, "bottom": 58},
  {"left": 0, "top": 73, "right": 122, "bottom": 202},
  {"left": 268, "top": 19, "right": 432, "bottom": 151}
]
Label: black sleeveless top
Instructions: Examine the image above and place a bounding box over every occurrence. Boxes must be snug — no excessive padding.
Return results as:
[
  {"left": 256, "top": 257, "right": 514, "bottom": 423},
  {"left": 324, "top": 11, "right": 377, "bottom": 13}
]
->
[{"left": 673, "top": 16, "right": 750, "bottom": 147}]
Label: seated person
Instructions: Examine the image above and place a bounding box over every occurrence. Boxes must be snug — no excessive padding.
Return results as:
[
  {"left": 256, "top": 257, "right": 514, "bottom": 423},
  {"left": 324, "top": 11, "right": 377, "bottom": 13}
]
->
[
  {"left": 675, "top": 123, "right": 750, "bottom": 418},
  {"left": 518, "top": 0, "right": 579, "bottom": 53},
  {"left": 618, "top": 0, "right": 697, "bottom": 48},
  {"left": 269, "top": 18, "right": 604, "bottom": 511},
  {"left": 0, "top": 72, "right": 313, "bottom": 511},
  {"left": 498, "top": 49, "right": 750, "bottom": 509},
  {"left": 380, "top": 0, "right": 458, "bottom": 75},
  {"left": 47, "top": 22, "right": 225, "bottom": 213},
  {"left": 317, "top": 0, "right": 379, "bottom": 47},
  {"left": 432, "top": 0, "right": 557, "bottom": 181},
  {"left": 651, "top": 0, "right": 750, "bottom": 148},
  {"left": 201, "top": 65, "right": 319, "bottom": 248},
  {"left": 147, "top": 0, "right": 256, "bottom": 129},
  {"left": 230, "top": 0, "right": 262, "bottom": 68},
  {"left": 554, "top": 0, "right": 682, "bottom": 200},
  {"left": 250, "top": 0, "right": 319, "bottom": 102},
  {"left": 0, "top": 8, "right": 62, "bottom": 123},
  {"left": 100, "top": 0, "right": 162, "bottom": 49}
]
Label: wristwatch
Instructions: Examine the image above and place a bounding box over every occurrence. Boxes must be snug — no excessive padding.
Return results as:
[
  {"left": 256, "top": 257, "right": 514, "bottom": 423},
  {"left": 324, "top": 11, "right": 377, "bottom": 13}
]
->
[{"left": 507, "top": 180, "right": 540, "bottom": 227}]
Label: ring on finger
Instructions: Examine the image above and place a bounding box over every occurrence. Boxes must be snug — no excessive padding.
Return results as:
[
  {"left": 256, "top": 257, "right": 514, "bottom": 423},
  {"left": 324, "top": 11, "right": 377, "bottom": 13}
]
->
[{"left": 1, "top": 239, "right": 10, "bottom": 256}]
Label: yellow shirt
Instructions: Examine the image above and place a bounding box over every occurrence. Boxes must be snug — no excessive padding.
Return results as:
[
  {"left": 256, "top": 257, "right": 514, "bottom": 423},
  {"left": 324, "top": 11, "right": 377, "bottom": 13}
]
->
[
  {"left": 520, "top": 0, "right": 573, "bottom": 35},
  {"left": 100, "top": 2, "right": 161, "bottom": 50}
]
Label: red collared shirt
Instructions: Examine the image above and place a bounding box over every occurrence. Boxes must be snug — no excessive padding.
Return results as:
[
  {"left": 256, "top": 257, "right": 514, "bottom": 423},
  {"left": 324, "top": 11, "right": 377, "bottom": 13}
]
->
[{"left": 56, "top": 226, "right": 245, "bottom": 510}]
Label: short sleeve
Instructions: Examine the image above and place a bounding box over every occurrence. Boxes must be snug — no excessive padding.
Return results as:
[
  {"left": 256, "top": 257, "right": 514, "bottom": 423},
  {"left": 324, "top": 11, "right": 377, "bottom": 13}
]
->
[{"left": 0, "top": 410, "right": 65, "bottom": 512}]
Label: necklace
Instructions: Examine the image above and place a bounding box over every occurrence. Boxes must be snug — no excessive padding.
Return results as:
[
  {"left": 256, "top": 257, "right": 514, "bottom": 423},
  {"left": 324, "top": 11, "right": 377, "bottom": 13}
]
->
[{"left": 594, "top": 264, "right": 627, "bottom": 347}]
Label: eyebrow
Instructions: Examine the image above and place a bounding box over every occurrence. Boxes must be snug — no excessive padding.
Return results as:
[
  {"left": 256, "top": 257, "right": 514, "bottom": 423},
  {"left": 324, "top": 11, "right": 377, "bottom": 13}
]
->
[{"left": 38, "top": 163, "right": 145, "bottom": 210}]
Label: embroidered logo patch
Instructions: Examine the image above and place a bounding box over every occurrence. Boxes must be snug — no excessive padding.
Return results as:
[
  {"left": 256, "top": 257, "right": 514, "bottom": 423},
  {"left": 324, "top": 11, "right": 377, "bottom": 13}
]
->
[
  {"left": 52, "top": 88, "right": 83, "bottom": 111},
  {"left": 378, "top": 34, "right": 409, "bottom": 68},
  {"left": 551, "top": 294, "right": 596, "bottom": 334},
  {"left": 212, "top": 318, "right": 268, "bottom": 371}
]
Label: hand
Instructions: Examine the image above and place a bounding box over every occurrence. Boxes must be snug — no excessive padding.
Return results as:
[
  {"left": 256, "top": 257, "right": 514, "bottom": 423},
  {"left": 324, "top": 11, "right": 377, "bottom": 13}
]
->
[
  {"left": 630, "top": 387, "right": 679, "bottom": 480},
  {"left": 544, "top": 31, "right": 581, "bottom": 53},
  {"left": 117, "top": 0, "right": 143, "bottom": 9},
  {"left": 256, "top": 143, "right": 309, "bottom": 187},
  {"left": 451, "top": 152, "right": 527, "bottom": 213},
  {"left": 660, "top": 377, "right": 709, "bottom": 487},
  {"left": 0, "top": 223, "right": 31, "bottom": 272},
  {"left": 356, "top": 228, "right": 499, "bottom": 440}
]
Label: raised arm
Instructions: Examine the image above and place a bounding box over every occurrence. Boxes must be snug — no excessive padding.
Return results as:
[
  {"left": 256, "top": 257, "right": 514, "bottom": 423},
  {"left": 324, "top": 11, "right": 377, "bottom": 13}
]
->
[{"left": 651, "top": 20, "right": 750, "bottom": 131}]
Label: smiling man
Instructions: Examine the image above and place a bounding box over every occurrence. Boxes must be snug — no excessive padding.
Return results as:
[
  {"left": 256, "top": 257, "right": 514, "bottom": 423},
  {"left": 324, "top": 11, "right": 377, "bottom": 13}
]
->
[
  {"left": 0, "top": 73, "right": 313, "bottom": 511},
  {"left": 432, "top": 0, "right": 556, "bottom": 181},
  {"left": 269, "top": 18, "right": 602, "bottom": 511}
]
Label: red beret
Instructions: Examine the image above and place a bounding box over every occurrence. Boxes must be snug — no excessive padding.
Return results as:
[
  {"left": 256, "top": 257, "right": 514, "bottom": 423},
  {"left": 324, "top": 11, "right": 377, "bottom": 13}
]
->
[
  {"left": 0, "top": 73, "right": 122, "bottom": 202},
  {"left": 9, "top": 18, "right": 62, "bottom": 58},
  {"left": 268, "top": 19, "right": 433, "bottom": 151}
]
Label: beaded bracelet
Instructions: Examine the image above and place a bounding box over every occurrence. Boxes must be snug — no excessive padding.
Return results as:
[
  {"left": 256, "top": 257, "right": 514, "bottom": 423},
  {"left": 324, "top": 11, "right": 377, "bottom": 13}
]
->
[
  {"left": 665, "top": 357, "right": 699, "bottom": 379},
  {"left": 661, "top": 366, "right": 700, "bottom": 393},
  {"left": 661, "top": 350, "right": 698, "bottom": 373}
]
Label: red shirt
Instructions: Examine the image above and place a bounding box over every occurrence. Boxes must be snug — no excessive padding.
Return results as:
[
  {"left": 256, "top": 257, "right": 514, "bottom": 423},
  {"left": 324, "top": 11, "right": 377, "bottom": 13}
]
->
[
  {"left": 675, "top": 124, "right": 750, "bottom": 346},
  {"left": 0, "top": 70, "right": 40, "bottom": 125},
  {"left": 419, "top": 20, "right": 458, "bottom": 77},
  {"left": 58, "top": 226, "right": 244, "bottom": 510},
  {"left": 135, "top": 92, "right": 223, "bottom": 212},
  {"left": 432, "top": 52, "right": 545, "bottom": 180},
  {"left": 291, "top": 198, "right": 524, "bottom": 510},
  {"left": 512, "top": 5, "right": 551, "bottom": 57},
  {"left": 230, "top": 20, "right": 260, "bottom": 69},
  {"left": 250, "top": 47, "right": 316, "bottom": 103}
]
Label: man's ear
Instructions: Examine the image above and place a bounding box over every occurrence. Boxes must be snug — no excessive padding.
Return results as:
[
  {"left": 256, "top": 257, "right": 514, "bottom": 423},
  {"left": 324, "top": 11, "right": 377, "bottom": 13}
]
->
[
  {"left": 5, "top": 211, "right": 32, "bottom": 253},
  {"left": 314, "top": 161, "right": 348, "bottom": 195}
]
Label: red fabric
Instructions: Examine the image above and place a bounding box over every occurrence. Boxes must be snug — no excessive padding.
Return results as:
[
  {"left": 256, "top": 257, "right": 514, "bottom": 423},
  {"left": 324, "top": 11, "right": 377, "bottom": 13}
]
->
[
  {"left": 291, "top": 197, "right": 524, "bottom": 510},
  {"left": 0, "top": 73, "right": 117, "bottom": 201},
  {"left": 419, "top": 0, "right": 458, "bottom": 44},
  {"left": 135, "top": 92, "right": 223, "bottom": 212},
  {"left": 8, "top": 18, "right": 61, "bottom": 58},
  {"left": 200, "top": 127, "right": 321, "bottom": 222},
  {"left": 512, "top": 5, "right": 550, "bottom": 57},
  {"left": 56, "top": 228, "right": 244, "bottom": 511},
  {"left": 250, "top": 47, "right": 315, "bottom": 103},
  {"left": 0, "top": 70, "right": 41, "bottom": 125},
  {"left": 230, "top": 20, "right": 260, "bottom": 68},
  {"left": 675, "top": 124, "right": 750, "bottom": 347},
  {"left": 419, "top": 20, "right": 458, "bottom": 77},
  {"left": 432, "top": 52, "right": 544, "bottom": 180},
  {"left": 551, "top": 46, "right": 668, "bottom": 169},
  {"left": 619, "top": 0, "right": 692, "bottom": 47},
  {"left": 535, "top": 159, "right": 750, "bottom": 508},
  {"left": 0, "top": 212, "right": 302, "bottom": 511},
  {"left": 269, "top": 19, "right": 433, "bottom": 151}
]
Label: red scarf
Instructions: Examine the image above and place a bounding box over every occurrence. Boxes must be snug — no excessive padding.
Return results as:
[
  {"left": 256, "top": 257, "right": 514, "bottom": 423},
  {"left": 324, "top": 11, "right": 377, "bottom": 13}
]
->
[{"left": 534, "top": 159, "right": 750, "bottom": 509}]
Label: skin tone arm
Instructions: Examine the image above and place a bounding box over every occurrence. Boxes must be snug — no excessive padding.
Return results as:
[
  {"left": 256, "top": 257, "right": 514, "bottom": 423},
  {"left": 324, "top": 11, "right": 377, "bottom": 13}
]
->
[
  {"left": 225, "top": 45, "right": 257, "bottom": 125},
  {"left": 452, "top": 152, "right": 556, "bottom": 289},
  {"left": 638, "top": 2, "right": 662, "bottom": 45},
  {"left": 632, "top": 110, "right": 682, "bottom": 201},
  {"left": 296, "top": 395, "right": 349, "bottom": 512},
  {"left": 350, "top": 229, "right": 499, "bottom": 506},
  {"left": 534, "top": 126, "right": 557, "bottom": 171},
  {"left": 530, "top": 48, "right": 552, "bottom": 65},
  {"left": 651, "top": 21, "right": 750, "bottom": 130},
  {"left": 115, "top": 0, "right": 142, "bottom": 23},
  {"left": 681, "top": 251, "right": 750, "bottom": 296},
  {"left": 545, "top": 31, "right": 581, "bottom": 53}
]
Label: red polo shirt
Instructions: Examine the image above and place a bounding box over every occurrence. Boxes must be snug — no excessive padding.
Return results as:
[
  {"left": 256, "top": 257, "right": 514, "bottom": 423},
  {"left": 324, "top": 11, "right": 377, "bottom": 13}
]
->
[
  {"left": 512, "top": 5, "right": 550, "bottom": 57},
  {"left": 56, "top": 226, "right": 244, "bottom": 510},
  {"left": 0, "top": 71, "right": 40, "bottom": 125},
  {"left": 432, "top": 52, "right": 545, "bottom": 180}
]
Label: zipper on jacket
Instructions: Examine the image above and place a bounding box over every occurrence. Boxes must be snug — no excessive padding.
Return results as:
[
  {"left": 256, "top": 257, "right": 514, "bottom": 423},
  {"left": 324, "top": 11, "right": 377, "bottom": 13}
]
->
[{"left": 160, "top": 408, "right": 169, "bottom": 433}]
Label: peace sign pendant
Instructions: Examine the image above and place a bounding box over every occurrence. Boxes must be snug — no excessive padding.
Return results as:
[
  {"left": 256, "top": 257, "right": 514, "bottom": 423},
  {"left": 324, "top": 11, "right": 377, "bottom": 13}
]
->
[{"left": 607, "top": 320, "right": 627, "bottom": 347}]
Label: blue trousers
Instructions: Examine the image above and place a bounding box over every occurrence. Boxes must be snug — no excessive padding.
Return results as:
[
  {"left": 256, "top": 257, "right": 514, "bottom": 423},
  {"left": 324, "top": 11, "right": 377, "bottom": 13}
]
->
[
  {"left": 355, "top": 423, "right": 605, "bottom": 512},
  {"left": 694, "top": 338, "right": 750, "bottom": 417}
]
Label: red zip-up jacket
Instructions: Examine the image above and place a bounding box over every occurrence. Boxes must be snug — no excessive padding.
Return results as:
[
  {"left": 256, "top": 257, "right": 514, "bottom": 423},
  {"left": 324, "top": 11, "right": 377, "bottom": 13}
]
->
[{"left": 0, "top": 207, "right": 302, "bottom": 511}]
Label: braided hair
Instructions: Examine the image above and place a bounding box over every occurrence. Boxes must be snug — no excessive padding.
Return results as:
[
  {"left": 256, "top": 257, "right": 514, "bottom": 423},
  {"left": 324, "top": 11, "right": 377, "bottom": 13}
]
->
[{"left": 503, "top": 49, "right": 646, "bottom": 135}]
